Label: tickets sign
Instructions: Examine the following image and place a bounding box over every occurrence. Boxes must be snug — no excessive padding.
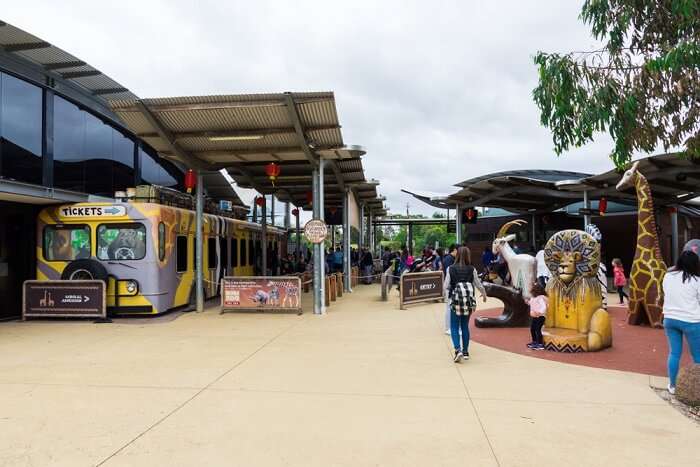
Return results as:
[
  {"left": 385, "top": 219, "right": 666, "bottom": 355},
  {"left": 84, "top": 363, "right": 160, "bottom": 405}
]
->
[
  {"left": 221, "top": 276, "right": 302, "bottom": 314},
  {"left": 399, "top": 271, "right": 444, "bottom": 310},
  {"left": 23, "top": 280, "right": 106, "bottom": 319},
  {"left": 304, "top": 219, "right": 328, "bottom": 244},
  {"left": 60, "top": 205, "right": 127, "bottom": 218}
]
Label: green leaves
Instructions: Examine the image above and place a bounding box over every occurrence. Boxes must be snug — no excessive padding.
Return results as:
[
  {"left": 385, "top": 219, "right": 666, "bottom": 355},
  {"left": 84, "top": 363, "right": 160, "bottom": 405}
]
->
[{"left": 534, "top": 0, "right": 699, "bottom": 168}]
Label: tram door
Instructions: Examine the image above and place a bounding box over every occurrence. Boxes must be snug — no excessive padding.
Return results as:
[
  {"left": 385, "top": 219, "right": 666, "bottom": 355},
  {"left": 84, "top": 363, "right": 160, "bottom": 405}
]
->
[{"left": 0, "top": 202, "right": 39, "bottom": 319}]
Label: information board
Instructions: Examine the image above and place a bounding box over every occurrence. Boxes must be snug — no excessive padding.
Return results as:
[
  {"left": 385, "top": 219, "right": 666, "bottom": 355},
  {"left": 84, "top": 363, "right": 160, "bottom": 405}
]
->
[
  {"left": 221, "top": 276, "right": 302, "bottom": 314},
  {"left": 23, "top": 280, "right": 106, "bottom": 319},
  {"left": 304, "top": 219, "right": 328, "bottom": 244},
  {"left": 399, "top": 271, "right": 444, "bottom": 310}
]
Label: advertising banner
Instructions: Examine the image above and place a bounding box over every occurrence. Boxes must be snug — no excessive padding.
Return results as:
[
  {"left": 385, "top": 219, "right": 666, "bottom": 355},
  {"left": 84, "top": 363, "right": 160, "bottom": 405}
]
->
[
  {"left": 23, "top": 280, "right": 106, "bottom": 319},
  {"left": 399, "top": 271, "right": 444, "bottom": 310},
  {"left": 221, "top": 276, "right": 302, "bottom": 314}
]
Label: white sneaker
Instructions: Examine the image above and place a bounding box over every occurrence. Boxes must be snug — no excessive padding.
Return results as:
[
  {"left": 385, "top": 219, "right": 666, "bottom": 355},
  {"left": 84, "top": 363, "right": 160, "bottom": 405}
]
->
[
  {"left": 668, "top": 384, "right": 676, "bottom": 395},
  {"left": 444, "top": 330, "right": 450, "bottom": 335}
]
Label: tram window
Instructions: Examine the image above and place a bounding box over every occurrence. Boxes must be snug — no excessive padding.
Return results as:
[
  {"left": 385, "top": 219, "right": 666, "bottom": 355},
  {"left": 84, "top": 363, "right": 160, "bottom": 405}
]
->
[
  {"left": 176, "top": 236, "right": 188, "bottom": 272},
  {"left": 43, "top": 225, "right": 91, "bottom": 261},
  {"left": 158, "top": 222, "right": 166, "bottom": 261},
  {"left": 220, "top": 238, "right": 228, "bottom": 270},
  {"left": 239, "top": 239, "right": 246, "bottom": 266},
  {"left": 207, "top": 238, "right": 217, "bottom": 268},
  {"left": 97, "top": 223, "right": 146, "bottom": 260},
  {"left": 232, "top": 239, "right": 239, "bottom": 267}
]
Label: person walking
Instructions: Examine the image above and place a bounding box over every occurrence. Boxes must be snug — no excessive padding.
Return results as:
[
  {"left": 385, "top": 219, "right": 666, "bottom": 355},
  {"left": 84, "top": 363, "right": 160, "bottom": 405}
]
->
[
  {"left": 526, "top": 282, "right": 548, "bottom": 350},
  {"left": 444, "top": 246, "right": 487, "bottom": 362},
  {"left": 442, "top": 245, "right": 457, "bottom": 334},
  {"left": 661, "top": 250, "right": 700, "bottom": 395},
  {"left": 360, "top": 248, "right": 374, "bottom": 284},
  {"left": 612, "top": 258, "right": 628, "bottom": 304}
]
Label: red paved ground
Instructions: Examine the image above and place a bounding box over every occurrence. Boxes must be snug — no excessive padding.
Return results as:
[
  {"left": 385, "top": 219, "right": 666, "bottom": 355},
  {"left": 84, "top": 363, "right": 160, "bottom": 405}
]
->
[{"left": 470, "top": 303, "right": 692, "bottom": 377}]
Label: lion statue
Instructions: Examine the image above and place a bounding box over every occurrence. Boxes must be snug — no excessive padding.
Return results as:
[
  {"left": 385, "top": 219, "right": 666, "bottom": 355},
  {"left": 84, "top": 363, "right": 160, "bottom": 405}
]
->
[{"left": 543, "top": 229, "right": 612, "bottom": 352}]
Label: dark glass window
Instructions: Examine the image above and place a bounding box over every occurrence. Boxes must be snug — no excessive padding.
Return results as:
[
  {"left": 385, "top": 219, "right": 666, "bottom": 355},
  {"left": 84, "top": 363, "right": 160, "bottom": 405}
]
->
[
  {"left": 207, "top": 237, "right": 217, "bottom": 268},
  {"left": 158, "top": 222, "right": 166, "bottom": 261},
  {"left": 139, "top": 147, "right": 182, "bottom": 189},
  {"left": 239, "top": 238, "right": 246, "bottom": 267},
  {"left": 232, "top": 238, "right": 239, "bottom": 267},
  {"left": 176, "top": 236, "right": 188, "bottom": 272},
  {"left": 220, "top": 237, "right": 228, "bottom": 270},
  {"left": 54, "top": 95, "right": 136, "bottom": 196},
  {"left": 97, "top": 223, "right": 146, "bottom": 260},
  {"left": 0, "top": 72, "right": 42, "bottom": 184},
  {"left": 43, "top": 225, "right": 91, "bottom": 261}
]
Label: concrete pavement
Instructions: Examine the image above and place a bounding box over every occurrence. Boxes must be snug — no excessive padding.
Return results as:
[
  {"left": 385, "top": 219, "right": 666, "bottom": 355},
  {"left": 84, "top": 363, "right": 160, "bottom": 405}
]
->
[{"left": 0, "top": 285, "right": 696, "bottom": 466}]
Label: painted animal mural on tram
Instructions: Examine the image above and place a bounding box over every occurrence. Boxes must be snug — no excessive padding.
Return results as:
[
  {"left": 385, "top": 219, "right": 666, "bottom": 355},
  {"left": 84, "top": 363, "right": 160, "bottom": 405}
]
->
[{"left": 37, "top": 202, "right": 286, "bottom": 315}]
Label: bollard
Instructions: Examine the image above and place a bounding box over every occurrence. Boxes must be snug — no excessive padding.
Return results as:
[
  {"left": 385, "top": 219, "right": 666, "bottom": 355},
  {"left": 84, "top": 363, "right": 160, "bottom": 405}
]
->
[
  {"left": 325, "top": 276, "right": 331, "bottom": 307},
  {"left": 336, "top": 273, "right": 343, "bottom": 297},
  {"left": 329, "top": 274, "right": 337, "bottom": 301},
  {"left": 303, "top": 272, "right": 310, "bottom": 293},
  {"left": 381, "top": 271, "right": 388, "bottom": 301}
]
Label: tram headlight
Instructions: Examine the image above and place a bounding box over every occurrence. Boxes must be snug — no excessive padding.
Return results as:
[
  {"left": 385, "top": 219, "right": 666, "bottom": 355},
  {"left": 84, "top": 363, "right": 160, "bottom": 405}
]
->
[{"left": 125, "top": 280, "right": 138, "bottom": 295}]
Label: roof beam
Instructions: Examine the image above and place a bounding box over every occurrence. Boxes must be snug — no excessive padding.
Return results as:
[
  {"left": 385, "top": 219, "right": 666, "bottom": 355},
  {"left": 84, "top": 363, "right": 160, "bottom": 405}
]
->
[
  {"left": 326, "top": 159, "right": 345, "bottom": 191},
  {"left": 136, "top": 125, "right": 340, "bottom": 140},
  {"left": 284, "top": 92, "right": 318, "bottom": 167},
  {"left": 92, "top": 87, "right": 129, "bottom": 96},
  {"left": 44, "top": 60, "right": 86, "bottom": 70},
  {"left": 3, "top": 41, "right": 51, "bottom": 52},
  {"left": 61, "top": 70, "right": 102, "bottom": 79},
  {"left": 115, "top": 96, "right": 332, "bottom": 113},
  {"left": 135, "top": 100, "right": 209, "bottom": 170}
]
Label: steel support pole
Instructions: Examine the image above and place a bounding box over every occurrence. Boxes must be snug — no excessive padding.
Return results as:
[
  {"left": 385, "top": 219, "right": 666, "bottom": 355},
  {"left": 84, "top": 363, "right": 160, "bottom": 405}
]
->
[
  {"left": 252, "top": 202, "right": 258, "bottom": 223},
  {"left": 195, "top": 172, "right": 204, "bottom": 312},
  {"left": 369, "top": 209, "right": 374, "bottom": 255},
  {"left": 359, "top": 204, "right": 365, "bottom": 251},
  {"left": 284, "top": 202, "right": 290, "bottom": 229},
  {"left": 671, "top": 207, "right": 679, "bottom": 264},
  {"left": 407, "top": 223, "right": 413, "bottom": 255},
  {"left": 312, "top": 165, "right": 324, "bottom": 315},
  {"left": 343, "top": 188, "right": 352, "bottom": 292},
  {"left": 319, "top": 158, "right": 325, "bottom": 313},
  {"left": 531, "top": 214, "right": 537, "bottom": 251},
  {"left": 261, "top": 199, "right": 268, "bottom": 276},
  {"left": 295, "top": 212, "right": 301, "bottom": 261},
  {"left": 455, "top": 204, "right": 462, "bottom": 245},
  {"left": 583, "top": 190, "right": 590, "bottom": 228},
  {"left": 270, "top": 195, "right": 275, "bottom": 227}
]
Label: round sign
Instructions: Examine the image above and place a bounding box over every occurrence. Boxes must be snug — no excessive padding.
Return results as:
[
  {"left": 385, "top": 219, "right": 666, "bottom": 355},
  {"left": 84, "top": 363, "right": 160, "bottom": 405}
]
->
[{"left": 304, "top": 219, "right": 328, "bottom": 244}]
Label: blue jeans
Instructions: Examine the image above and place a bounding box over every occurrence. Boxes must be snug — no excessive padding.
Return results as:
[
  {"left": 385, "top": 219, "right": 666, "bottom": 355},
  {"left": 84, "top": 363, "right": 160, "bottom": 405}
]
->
[
  {"left": 450, "top": 311, "right": 470, "bottom": 352},
  {"left": 664, "top": 318, "right": 700, "bottom": 387}
]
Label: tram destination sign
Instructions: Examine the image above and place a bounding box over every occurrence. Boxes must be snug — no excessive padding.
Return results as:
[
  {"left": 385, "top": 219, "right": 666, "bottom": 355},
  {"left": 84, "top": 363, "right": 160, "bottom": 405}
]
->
[
  {"left": 399, "top": 271, "right": 444, "bottom": 310},
  {"left": 304, "top": 219, "right": 328, "bottom": 244},
  {"left": 59, "top": 205, "right": 126, "bottom": 217},
  {"left": 221, "top": 276, "right": 302, "bottom": 314},
  {"left": 23, "top": 280, "right": 106, "bottom": 319}
]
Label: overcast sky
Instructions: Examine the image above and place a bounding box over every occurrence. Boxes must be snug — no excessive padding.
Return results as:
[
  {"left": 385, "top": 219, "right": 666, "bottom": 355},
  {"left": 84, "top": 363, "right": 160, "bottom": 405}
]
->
[{"left": 6, "top": 0, "right": 617, "bottom": 216}]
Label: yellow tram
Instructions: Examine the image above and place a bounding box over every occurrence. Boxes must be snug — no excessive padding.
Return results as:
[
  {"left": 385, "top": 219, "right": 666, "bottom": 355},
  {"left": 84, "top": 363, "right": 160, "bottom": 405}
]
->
[{"left": 37, "top": 202, "right": 286, "bottom": 315}]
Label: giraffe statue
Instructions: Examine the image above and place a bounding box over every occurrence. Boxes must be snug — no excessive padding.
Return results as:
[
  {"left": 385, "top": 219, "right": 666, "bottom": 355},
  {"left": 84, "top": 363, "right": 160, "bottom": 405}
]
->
[{"left": 616, "top": 161, "right": 667, "bottom": 327}]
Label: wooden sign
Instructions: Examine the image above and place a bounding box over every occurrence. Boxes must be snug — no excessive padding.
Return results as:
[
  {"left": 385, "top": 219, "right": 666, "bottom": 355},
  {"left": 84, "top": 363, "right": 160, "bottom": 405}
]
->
[
  {"left": 399, "top": 271, "right": 444, "bottom": 310},
  {"left": 23, "top": 280, "right": 106, "bottom": 319},
  {"left": 221, "top": 276, "right": 302, "bottom": 314},
  {"left": 304, "top": 219, "right": 328, "bottom": 244}
]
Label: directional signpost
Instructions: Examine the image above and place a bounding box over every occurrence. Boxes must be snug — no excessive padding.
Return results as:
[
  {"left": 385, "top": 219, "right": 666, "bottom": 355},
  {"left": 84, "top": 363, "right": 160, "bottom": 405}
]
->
[{"left": 23, "top": 280, "right": 106, "bottom": 320}]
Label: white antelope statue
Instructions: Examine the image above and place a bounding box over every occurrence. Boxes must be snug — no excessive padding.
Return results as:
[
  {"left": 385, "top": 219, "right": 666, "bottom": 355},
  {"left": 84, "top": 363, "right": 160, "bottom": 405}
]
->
[{"left": 492, "top": 220, "right": 536, "bottom": 299}]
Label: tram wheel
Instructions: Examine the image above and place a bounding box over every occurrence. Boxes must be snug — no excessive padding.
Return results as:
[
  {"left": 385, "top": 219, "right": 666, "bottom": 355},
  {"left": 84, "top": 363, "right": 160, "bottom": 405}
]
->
[{"left": 61, "top": 259, "right": 109, "bottom": 282}]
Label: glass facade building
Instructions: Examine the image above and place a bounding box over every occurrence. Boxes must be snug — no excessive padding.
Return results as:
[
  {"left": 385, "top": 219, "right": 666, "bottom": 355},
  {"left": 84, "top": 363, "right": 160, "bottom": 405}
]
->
[{"left": 0, "top": 69, "right": 183, "bottom": 196}]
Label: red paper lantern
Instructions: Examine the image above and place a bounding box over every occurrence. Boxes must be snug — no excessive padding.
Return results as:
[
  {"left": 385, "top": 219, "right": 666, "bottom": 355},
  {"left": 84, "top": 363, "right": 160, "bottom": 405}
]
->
[
  {"left": 305, "top": 191, "right": 313, "bottom": 205},
  {"left": 291, "top": 208, "right": 299, "bottom": 217},
  {"left": 265, "top": 162, "right": 281, "bottom": 186},
  {"left": 668, "top": 206, "right": 678, "bottom": 214},
  {"left": 598, "top": 197, "right": 608, "bottom": 216},
  {"left": 255, "top": 196, "right": 266, "bottom": 207},
  {"left": 330, "top": 207, "right": 337, "bottom": 215},
  {"left": 466, "top": 208, "right": 475, "bottom": 220},
  {"left": 184, "top": 169, "right": 196, "bottom": 194}
]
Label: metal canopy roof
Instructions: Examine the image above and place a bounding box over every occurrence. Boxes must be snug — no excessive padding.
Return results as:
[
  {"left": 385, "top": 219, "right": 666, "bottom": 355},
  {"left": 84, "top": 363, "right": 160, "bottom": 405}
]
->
[
  {"left": 0, "top": 20, "right": 136, "bottom": 100},
  {"left": 405, "top": 153, "right": 700, "bottom": 214},
  {"left": 110, "top": 92, "right": 385, "bottom": 212},
  {"left": 200, "top": 171, "right": 247, "bottom": 210}
]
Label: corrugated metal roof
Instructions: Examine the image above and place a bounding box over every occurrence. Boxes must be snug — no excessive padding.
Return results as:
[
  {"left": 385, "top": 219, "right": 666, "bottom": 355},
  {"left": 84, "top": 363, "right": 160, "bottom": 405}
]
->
[
  {"left": 409, "top": 152, "right": 700, "bottom": 214},
  {"left": 0, "top": 20, "right": 137, "bottom": 100}
]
